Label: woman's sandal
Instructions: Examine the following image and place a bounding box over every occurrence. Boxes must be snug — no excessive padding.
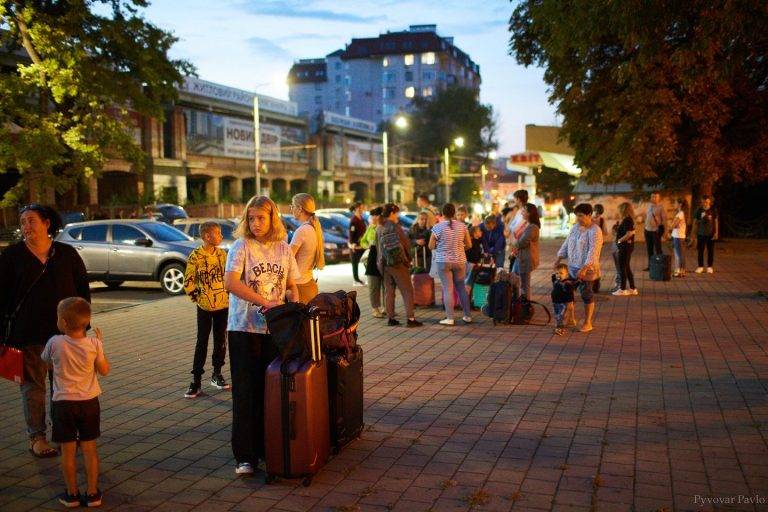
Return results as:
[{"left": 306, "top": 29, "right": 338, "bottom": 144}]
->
[{"left": 29, "top": 438, "right": 58, "bottom": 458}]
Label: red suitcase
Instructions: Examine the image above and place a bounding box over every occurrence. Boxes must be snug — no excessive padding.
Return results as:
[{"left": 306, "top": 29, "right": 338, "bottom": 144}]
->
[
  {"left": 412, "top": 247, "right": 435, "bottom": 307},
  {"left": 264, "top": 314, "right": 330, "bottom": 486}
]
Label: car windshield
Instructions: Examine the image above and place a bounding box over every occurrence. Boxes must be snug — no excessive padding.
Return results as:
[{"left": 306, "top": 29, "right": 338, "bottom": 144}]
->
[
  {"left": 139, "top": 222, "right": 191, "bottom": 242},
  {"left": 281, "top": 215, "right": 300, "bottom": 231},
  {"left": 318, "top": 217, "right": 344, "bottom": 234},
  {"left": 328, "top": 214, "right": 351, "bottom": 229}
]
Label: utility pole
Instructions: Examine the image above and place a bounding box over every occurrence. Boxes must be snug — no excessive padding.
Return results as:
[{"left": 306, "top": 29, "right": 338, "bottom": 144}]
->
[
  {"left": 253, "top": 96, "right": 261, "bottom": 197},
  {"left": 443, "top": 146, "right": 450, "bottom": 204},
  {"left": 383, "top": 131, "right": 390, "bottom": 203}
]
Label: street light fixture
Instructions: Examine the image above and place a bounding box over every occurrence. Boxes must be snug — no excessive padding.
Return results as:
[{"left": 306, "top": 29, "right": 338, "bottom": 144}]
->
[
  {"left": 454, "top": 136, "right": 465, "bottom": 148},
  {"left": 383, "top": 115, "right": 408, "bottom": 203}
]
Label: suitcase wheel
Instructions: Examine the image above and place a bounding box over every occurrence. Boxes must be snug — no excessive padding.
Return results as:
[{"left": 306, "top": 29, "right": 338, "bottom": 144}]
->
[
  {"left": 302, "top": 476, "right": 312, "bottom": 487},
  {"left": 265, "top": 473, "right": 277, "bottom": 485}
]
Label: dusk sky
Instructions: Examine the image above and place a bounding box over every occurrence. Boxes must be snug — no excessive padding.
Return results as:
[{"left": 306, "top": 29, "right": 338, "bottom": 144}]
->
[{"left": 140, "top": 0, "right": 559, "bottom": 155}]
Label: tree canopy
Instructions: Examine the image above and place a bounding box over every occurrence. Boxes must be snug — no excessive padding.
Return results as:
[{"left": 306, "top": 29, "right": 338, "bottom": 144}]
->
[
  {"left": 404, "top": 86, "right": 497, "bottom": 159},
  {"left": 509, "top": 1, "right": 768, "bottom": 190},
  {"left": 0, "top": 0, "right": 194, "bottom": 205}
]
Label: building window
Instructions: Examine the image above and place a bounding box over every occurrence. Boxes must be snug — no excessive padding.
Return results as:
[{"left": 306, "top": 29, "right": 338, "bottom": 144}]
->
[
  {"left": 335, "top": 74, "right": 341, "bottom": 83},
  {"left": 383, "top": 103, "right": 396, "bottom": 116},
  {"left": 405, "top": 70, "right": 413, "bottom": 82},
  {"left": 422, "top": 87, "right": 433, "bottom": 97},
  {"left": 405, "top": 86, "right": 415, "bottom": 98},
  {"left": 344, "top": 76, "right": 351, "bottom": 87},
  {"left": 345, "top": 106, "right": 350, "bottom": 116},
  {"left": 383, "top": 71, "right": 397, "bottom": 84},
  {"left": 422, "top": 70, "right": 434, "bottom": 81},
  {"left": 335, "top": 61, "right": 341, "bottom": 70},
  {"left": 382, "top": 87, "right": 396, "bottom": 99},
  {"left": 314, "top": 95, "right": 322, "bottom": 105},
  {"left": 404, "top": 54, "right": 414, "bottom": 66},
  {"left": 382, "top": 57, "right": 389, "bottom": 67},
  {"left": 421, "top": 52, "right": 436, "bottom": 65}
]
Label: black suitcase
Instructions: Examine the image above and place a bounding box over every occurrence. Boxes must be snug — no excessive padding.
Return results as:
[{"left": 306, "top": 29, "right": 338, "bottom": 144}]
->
[
  {"left": 649, "top": 254, "right": 672, "bottom": 281},
  {"left": 326, "top": 346, "right": 364, "bottom": 452}
]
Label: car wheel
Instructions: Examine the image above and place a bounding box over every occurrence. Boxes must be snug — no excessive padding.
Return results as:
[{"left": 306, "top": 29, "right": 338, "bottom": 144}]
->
[
  {"left": 103, "top": 281, "right": 124, "bottom": 290},
  {"left": 160, "top": 263, "right": 185, "bottom": 295}
]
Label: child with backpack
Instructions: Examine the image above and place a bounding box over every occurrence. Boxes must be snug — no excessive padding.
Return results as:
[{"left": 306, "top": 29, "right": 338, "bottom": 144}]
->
[{"left": 551, "top": 263, "right": 578, "bottom": 336}]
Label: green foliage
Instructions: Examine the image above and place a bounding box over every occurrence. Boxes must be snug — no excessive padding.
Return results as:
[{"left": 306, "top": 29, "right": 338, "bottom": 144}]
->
[
  {"left": 509, "top": 1, "right": 768, "bottom": 190},
  {"left": 402, "top": 86, "right": 497, "bottom": 158},
  {"left": 0, "top": 1, "right": 195, "bottom": 205},
  {"left": 534, "top": 165, "right": 575, "bottom": 201},
  {"left": 451, "top": 176, "right": 478, "bottom": 205}
]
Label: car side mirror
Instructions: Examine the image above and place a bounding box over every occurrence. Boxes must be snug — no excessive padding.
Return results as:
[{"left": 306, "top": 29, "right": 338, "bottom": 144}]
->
[{"left": 135, "top": 238, "right": 153, "bottom": 247}]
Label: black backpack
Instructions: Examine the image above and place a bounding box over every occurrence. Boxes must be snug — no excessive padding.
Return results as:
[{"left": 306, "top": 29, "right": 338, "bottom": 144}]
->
[
  {"left": 511, "top": 298, "right": 552, "bottom": 326},
  {"left": 483, "top": 281, "right": 515, "bottom": 325},
  {"left": 308, "top": 290, "right": 361, "bottom": 355}
]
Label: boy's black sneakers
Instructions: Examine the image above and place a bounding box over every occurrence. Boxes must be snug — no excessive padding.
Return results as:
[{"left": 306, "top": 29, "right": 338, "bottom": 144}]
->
[
  {"left": 387, "top": 318, "right": 400, "bottom": 326},
  {"left": 85, "top": 489, "right": 103, "bottom": 507},
  {"left": 184, "top": 382, "right": 201, "bottom": 398},
  {"left": 210, "top": 374, "right": 231, "bottom": 390},
  {"left": 58, "top": 490, "right": 81, "bottom": 508},
  {"left": 407, "top": 319, "right": 423, "bottom": 328}
]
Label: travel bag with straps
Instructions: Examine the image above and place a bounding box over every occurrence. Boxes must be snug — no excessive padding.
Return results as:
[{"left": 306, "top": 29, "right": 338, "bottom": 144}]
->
[
  {"left": 307, "top": 291, "right": 360, "bottom": 355},
  {"left": 483, "top": 279, "right": 552, "bottom": 326},
  {"left": 379, "top": 223, "right": 407, "bottom": 267}
]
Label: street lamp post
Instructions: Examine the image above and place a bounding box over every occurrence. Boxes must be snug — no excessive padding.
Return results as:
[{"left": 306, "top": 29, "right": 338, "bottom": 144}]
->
[
  {"left": 383, "top": 115, "right": 408, "bottom": 204},
  {"left": 383, "top": 131, "right": 390, "bottom": 203},
  {"left": 443, "top": 136, "right": 465, "bottom": 204},
  {"left": 253, "top": 96, "right": 261, "bottom": 197}
]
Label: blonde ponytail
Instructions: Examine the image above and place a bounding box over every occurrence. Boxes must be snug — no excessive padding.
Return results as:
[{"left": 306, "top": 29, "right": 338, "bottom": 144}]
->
[{"left": 292, "top": 193, "right": 325, "bottom": 270}]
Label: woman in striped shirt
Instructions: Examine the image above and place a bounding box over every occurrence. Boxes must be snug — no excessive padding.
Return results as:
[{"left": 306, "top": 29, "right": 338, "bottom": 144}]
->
[{"left": 429, "top": 203, "right": 472, "bottom": 326}]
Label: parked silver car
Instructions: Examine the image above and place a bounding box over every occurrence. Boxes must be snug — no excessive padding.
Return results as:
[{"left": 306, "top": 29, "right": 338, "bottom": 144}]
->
[
  {"left": 56, "top": 220, "right": 200, "bottom": 295},
  {"left": 173, "top": 218, "right": 237, "bottom": 251}
]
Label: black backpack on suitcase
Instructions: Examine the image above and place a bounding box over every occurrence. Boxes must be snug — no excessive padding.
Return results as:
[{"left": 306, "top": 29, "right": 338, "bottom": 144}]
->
[
  {"left": 649, "top": 254, "right": 672, "bottom": 281},
  {"left": 483, "top": 281, "right": 515, "bottom": 325}
]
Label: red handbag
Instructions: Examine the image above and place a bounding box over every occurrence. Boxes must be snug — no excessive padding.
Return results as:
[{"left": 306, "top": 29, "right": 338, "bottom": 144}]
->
[{"left": 0, "top": 344, "right": 24, "bottom": 384}]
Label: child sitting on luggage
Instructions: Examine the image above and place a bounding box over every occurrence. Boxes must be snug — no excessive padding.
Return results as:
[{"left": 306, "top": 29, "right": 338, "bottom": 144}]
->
[{"left": 551, "top": 263, "right": 579, "bottom": 336}]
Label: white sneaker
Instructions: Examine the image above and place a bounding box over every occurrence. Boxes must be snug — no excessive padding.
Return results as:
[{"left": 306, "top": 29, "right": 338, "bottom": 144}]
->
[
  {"left": 372, "top": 308, "right": 386, "bottom": 318},
  {"left": 235, "top": 462, "right": 253, "bottom": 475},
  {"left": 629, "top": 289, "right": 639, "bottom": 295},
  {"left": 695, "top": 267, "right": 704, "bottom": 273},
  {"left": 706, "top": 267, "right": 714, "bottom": 274},
  {"left": 462, "top": 316, "right": 473, "bottom": 324},
  {"left": 612, "top": 289, "right": 629, "bottom": 296},
  {"left": 439, "top": 318, "right": 455, "bottom": 326}
]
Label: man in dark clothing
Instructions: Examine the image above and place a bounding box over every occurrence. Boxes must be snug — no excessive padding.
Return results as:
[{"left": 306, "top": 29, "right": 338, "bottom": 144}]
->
[{"left": 348, "top": 202, "right": 367, "bottom": 286}]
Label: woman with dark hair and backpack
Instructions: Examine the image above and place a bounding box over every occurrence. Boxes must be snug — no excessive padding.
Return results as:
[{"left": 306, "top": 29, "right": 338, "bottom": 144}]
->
[
  {"left": 511, "top": 203, "right": 541, "bottom": 301},
  {"left": 0, "top": 204, "right": 90, "bottom": 458},
  {"left": 376, "top": 203, "right": 422, "bottom": 327},
  {"left": 429, "top": 203, "right": 472, "bottom": 325}
]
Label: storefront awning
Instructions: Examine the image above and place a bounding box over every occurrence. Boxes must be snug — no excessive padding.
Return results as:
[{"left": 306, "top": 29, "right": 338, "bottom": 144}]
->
[{"left": 537, "top": 151, "right": 582, "bottom": 177}]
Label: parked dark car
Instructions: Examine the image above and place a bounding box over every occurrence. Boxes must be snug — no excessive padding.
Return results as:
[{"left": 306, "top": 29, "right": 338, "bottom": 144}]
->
[
  {"left": 281, "top": 214, "right": 350, "bottom": 263},
  {"left": 149, "top": 204, "right": 189, "bottom": 224},
  {"left": 316, "top": 213, "right": 351, "bottom": 240},
  {"left": 56, "top": 220, "right": 200, "bottom": 294}
]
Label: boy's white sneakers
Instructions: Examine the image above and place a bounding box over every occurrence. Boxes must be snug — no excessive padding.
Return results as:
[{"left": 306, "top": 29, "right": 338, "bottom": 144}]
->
[
  {"left": 439, "top": 318, "right": 455, "bottom": 326},
  {"left": 706, "top": 267, "right": 714, "bottom": 273},
  {"left": 695, "top": 267, "right": 705, "bottom": 273},
  {"left": 235, "top": 462, "right": 253, "bottom": 475}
]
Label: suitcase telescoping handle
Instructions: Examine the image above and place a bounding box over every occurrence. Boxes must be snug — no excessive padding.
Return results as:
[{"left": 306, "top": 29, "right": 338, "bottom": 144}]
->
[{"left": 309, "top": 315, "right": 322, "bottom": 363}]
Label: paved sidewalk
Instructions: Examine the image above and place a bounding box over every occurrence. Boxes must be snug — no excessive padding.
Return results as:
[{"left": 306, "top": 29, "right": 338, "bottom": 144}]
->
[{"left": 1, "top": 239, "right": 767, "bottom": 511}]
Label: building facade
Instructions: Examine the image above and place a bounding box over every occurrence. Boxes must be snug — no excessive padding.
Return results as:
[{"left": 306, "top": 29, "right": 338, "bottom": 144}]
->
[{"left": 288, "top": 24, "right": 481, "bottom": 126}]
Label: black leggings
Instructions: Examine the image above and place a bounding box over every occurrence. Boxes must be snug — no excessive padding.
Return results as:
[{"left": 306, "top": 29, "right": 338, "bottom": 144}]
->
[
  {"left": 351, "top": 249, "right": 365, "bottom": 282},
  {"left": 228, "top": 331, "right": 277, "bottom": 464},
  {"left": 618, "top": 244, "right": 635, "bottom": 290},
  {"left": 697, "top": 235, "right": 715, "bottom": 267}
]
